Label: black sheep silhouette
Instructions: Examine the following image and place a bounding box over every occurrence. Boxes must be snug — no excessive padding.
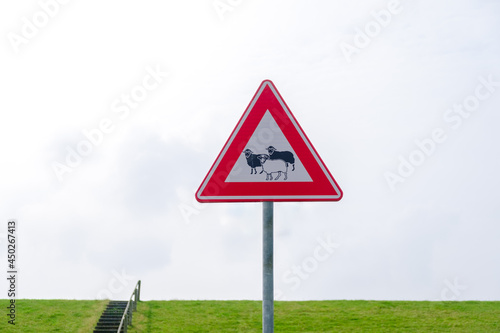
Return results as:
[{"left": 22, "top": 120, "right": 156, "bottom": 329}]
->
[
  {"left": 243, "top": 149, "right": 266, "bottom": 174},
  {"left": 266, "top": 146, "right": 295, "bottom": 171}
]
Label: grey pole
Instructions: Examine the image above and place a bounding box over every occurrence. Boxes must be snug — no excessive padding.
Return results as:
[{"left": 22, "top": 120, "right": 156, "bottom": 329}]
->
[{"left": 263, "top": 201, "right": 274, "bottom": 333}]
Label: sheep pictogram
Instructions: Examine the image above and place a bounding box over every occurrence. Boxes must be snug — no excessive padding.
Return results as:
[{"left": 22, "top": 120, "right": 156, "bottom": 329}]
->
[
  {"left": 243, "top": 149, "right": 266, "bottom": 174},
  {"left": 266, "top": 146, "right": 295, "bottom": 171},
  {"left": 257, "top": 154, "right": 288, "bottom": 181}
]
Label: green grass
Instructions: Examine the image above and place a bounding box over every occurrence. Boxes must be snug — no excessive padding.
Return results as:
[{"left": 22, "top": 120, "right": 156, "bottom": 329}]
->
[
  {"left": 1, "top": 299, "right": 107, "bottom": 333},
  {"left": 1, "top": 299, "right": 499, "bottom": 332},
  {"left": 128, "top": 300, "right": 500, "bottom": 332}
]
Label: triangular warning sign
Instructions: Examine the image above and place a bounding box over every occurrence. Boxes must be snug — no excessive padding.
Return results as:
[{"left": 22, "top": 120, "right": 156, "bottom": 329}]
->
[{"left": 196, "top": 80, "right": 343, "bottom": 202}]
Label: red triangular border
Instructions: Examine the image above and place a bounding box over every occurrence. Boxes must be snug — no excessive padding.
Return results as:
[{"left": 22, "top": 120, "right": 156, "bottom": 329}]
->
[{"left": 196, "top": 80, "right": 343, "bottom": 202}]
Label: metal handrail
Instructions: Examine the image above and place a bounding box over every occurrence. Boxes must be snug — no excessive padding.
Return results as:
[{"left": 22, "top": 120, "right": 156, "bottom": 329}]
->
[{"left": 117, "top": 280, "right": 141, "bottom": 333}]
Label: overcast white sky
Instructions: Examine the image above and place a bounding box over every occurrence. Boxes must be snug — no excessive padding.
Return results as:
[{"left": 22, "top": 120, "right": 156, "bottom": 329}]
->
[{"left": 1, "top": 0, "right": 499, "bottom": 302}]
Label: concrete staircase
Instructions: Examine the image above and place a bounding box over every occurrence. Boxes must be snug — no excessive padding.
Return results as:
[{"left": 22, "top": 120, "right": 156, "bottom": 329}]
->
[{"left": 93, "top": 300, "right": 128, "bottom": 332}]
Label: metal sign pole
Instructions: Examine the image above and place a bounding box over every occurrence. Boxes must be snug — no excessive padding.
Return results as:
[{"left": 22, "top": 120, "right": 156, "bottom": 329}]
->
[{"left": 262, "top": 201, "right": 274, "bottom": 333}]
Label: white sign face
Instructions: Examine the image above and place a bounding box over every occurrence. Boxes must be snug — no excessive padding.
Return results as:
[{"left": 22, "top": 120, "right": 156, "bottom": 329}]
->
[{"left": 225, "top": 110, "right": 312, "bottom": 182}]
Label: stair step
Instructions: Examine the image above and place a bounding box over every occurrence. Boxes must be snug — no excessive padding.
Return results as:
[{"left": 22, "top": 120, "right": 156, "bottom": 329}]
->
[{"left": 99, "top": 317, "right": 123, "bottom": 321}]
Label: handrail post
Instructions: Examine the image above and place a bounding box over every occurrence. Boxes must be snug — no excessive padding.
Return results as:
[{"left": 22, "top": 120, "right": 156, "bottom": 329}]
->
[{"left": 134, "top": 287, "right": 138, "bottom": 311}]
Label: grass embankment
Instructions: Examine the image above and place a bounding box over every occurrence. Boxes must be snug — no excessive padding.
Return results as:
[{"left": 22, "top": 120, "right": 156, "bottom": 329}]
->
[
  {"left": 1, "top": 299, "right": 499, "bottom": 332},
  {"left": 129, "top": 300, "right": 500, "bottom": 332},
  {"left": 1, "top": 299, "right": 107, "bottom": 332}
]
